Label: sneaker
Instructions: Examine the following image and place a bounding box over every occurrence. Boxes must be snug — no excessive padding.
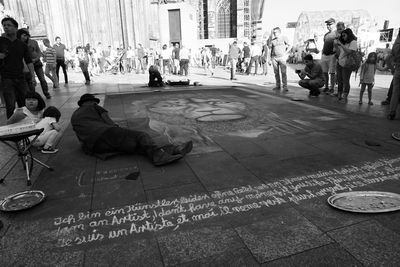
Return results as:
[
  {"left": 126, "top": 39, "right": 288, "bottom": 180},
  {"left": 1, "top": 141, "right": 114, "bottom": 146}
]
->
[
  {"left": 368, "top": 101, "right": 374, "bottom": 105},
  {"left": 381, "top": 100, "right": 390, "bottom": 105},
  {"left": 173, "top": 141, "right": 193, "bottom": 156},
  {"left": 41, "top": 147, "right": 59, "bottom": 154},
  {"left": 359, "top": 101, "right": 363, "bottom": 105},
  {"left": 152, "top": 149, "right": 183, "bottom": 166}
]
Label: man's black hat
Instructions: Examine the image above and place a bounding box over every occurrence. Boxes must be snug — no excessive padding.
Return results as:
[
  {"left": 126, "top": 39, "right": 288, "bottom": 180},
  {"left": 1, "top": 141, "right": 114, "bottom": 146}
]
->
[{"left": 78, "top": 94, "right": 100, "bottom": 106}]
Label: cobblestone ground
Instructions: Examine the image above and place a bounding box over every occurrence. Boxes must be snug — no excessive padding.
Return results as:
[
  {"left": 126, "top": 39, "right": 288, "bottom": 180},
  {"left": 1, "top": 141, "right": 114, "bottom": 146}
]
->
[{"left": 0, "top": 65, "right": 399, "bottom": 266}]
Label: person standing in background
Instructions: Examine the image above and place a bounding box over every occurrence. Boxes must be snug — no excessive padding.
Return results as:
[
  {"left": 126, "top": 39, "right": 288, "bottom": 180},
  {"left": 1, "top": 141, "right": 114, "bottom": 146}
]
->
[
  {"left": 24, "top": 28, "right": 50, "bottom": 99},
  {"left": 261, "top": 40, "right": 269, "bottom": 75},
  {"left": 179, "top": 44, "right": 190, "bottom": 76},
  {"left": 246, "top": 41, "right": 262, "bottom": 75},
  {"left": 53, "top": 36, "right": 68, "bottom": 84},
  {"left": 269, "top": 27, "right": 291, "bottom": 91},
  {"left": 76, "top": 42, "right": 91, "bottom": 85},
  {"left": 172, "top": 43, "right": 180, "bottom": 75},
  {"left": 16, "top": 28, "right": 35, "bottom": 93},
  {"left": 43, "top": 38, "right": 59, "bottom": 89},
  {"left": 228, "top": 41, "right": 241, "bottom": 80}
]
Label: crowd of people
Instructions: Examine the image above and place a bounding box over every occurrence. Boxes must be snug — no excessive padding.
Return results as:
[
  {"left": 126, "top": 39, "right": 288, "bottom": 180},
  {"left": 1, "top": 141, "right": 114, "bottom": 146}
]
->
[{"left": 1, "top": 14, "right": 400, "bottom": 135}]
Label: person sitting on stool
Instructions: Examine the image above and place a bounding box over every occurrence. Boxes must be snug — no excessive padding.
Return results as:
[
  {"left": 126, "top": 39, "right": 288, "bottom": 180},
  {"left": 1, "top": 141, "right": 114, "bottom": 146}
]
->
[
  {"left": 148, "top": 65, "right": 164, "bottom": 87},
  {"left": 297, "top": 54, "right": 325, "bottom": 97}
]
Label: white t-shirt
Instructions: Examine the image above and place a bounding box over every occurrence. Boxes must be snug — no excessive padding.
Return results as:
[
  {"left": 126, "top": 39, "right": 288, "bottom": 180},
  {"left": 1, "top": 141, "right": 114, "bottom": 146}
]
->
[
  {"left": 35, "top": 117, "right": 56, "bottom": 133},
  {"left": 338, "top": 40, "right": 357, "bottom": 67}
]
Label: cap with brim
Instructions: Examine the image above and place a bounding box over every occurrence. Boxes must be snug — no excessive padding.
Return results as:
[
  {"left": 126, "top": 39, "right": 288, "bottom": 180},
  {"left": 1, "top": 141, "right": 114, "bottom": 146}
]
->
[
  {"left": 78, "top": 94, "right": 100, "bottom": 106},
  {"left": 325, "top": 18, "right": 335, "bottom": 24}
]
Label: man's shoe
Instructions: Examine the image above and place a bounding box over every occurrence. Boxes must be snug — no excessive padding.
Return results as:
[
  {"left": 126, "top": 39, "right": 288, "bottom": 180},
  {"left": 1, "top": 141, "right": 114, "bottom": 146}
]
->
[
  {"left": 85, "top": 81, "right": 91, "bottom": 85},
  {"left": 323, "top": 88, "right": 329, "bottom": 93},
  {"left": 381, "top": 100, "right": 390, "bottom": 105},
  {"left": 153, "top": 149, "right": 183, "bottom": 166},
  {"left": 173, "top": 141, "right": 193, "bottom": 156},
  {"left": 327, "top": 89, "right": 334, "bottom": 94},
  {"left": 272, "top": 87, "right": 280, "bottom": 90},
  {"left": 45, "top": 94, "right": 51, "bottom": 99}
]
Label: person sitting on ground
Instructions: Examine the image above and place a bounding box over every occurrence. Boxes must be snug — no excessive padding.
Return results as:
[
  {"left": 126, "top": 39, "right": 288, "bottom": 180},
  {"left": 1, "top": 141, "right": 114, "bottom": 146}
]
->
[
  {"left": 71, "top": 94, "right": 192, "bottom": 166},
  {"left": 32, "top": 106, "right": 61, "bottom": 154},
  {"left": 7, "top": 91, "right": 46, "bottom": 125},
  {"left": 148, "top": 65, "right": 164, "bottom": 87},
  {"left": 297, "top": 54, "right": 325, "bottom": 97}
]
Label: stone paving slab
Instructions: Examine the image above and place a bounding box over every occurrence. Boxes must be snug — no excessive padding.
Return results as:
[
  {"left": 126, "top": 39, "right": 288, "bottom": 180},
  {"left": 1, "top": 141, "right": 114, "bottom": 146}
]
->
[
  {"left": 263, "top": 243, "right": 363, "bottom": 267},
  {"left": 84, "top": 238, "right": 163, "bottom": 267},
  {"left": 157, "top": 226, "right": 245, "bottom": 266},
  {"left": 186, "top": 151, "right": 262, "bottom": 191},
  {"left": 328, "top": 221, "right": 400, "bottom": 266},
  {"left": 235, "top": 208, "right": 333, "bottom": 263}
]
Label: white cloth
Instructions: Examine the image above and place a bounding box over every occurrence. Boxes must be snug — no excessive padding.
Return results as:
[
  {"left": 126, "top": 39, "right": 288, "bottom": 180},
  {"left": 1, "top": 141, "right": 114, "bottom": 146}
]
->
[
  {"left": 35, "top": 117, "right": 56, "bottom": 132},
  {"left": 20, "top": 107, "right": 42, "bottom": 124}
]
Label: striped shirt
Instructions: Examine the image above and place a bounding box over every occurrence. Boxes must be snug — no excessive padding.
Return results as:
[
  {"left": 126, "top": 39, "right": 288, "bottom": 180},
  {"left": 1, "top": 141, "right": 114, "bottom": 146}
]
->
[{"left": 44, "top": 47, "right": 56, "bottom": 64}]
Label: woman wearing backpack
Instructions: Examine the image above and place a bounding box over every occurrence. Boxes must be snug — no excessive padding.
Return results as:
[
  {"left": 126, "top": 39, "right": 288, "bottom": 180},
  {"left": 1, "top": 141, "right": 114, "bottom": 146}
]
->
[{"left": 336, "top": 28, "right": 358, "bottom": 101}]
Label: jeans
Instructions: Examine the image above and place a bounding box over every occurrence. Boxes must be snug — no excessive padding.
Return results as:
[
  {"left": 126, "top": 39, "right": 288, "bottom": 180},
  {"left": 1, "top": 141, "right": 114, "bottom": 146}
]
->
[
  {"left": 45, "top": 63, "right": 59, "bottom": 88},
  {"left": 272, "top": 56, "right": 287, "bottom": 88},
  {"left": 79, "top": 61, "right": 90, "bottom": 82},
  {"left": 34, "top": 64, "right": 49, "bottom": 96},
  {"left": 298, "top": 79, "right": 324, "bottom": 95},
  {"left": 230, "top": 58, "right": 237, "bottom": 79},
  {"left": 1, "top": 77, "right": 29, "bottom": 118},
  {"left": 24, "top": 72, "right": 35, "bottom": 92},
  {"left": 173, "top": 59, "right": 180, "bottom": 74},
  {"left": 56, "top": 59, "right": 68, "bottom": 83},
  {"left": 336, "top": 64, "right": 353, "bottom": 95},
  {"left": 162, "top": 59, "right": 171, "bottom": 74},
  {"left": 389, "top": 68, "right": 400, "bottom": 115},
  {"left": 93, "top": 127, "right": 159, "bottom": 160},
  {"left": 179, "top": 59, "right": 189, "bottom": 76},
  {"left": 246, "top": 56, "right": 259, "bottom": 75}
]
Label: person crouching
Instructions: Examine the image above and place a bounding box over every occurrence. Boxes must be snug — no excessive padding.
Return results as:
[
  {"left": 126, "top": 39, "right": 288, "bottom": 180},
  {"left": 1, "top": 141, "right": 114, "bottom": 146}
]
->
[
  {"left": 148, "top": 65, "right": 164, "bottom": 87},
  {"left": 297, "top": 54, "right": 325, "bottom": 97}
]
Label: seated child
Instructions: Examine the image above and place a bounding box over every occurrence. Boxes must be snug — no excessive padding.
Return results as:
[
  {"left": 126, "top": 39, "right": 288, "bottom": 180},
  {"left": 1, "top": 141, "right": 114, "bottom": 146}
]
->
[
  {"left": 148, "top": 65, "right": 164, "bottom": 87},
  {"left": 32, "top": 106, "right": 62, "bottom": 154}
]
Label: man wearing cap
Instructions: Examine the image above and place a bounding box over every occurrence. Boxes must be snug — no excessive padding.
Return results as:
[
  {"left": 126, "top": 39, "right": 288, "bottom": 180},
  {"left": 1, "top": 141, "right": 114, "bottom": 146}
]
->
[
  {"left": 321, "top": 18, "right": 338, "bottom": 94},
  {"left": 0, "top": 17, "right": 35, "bottom": 118},
  {"left": 71, "top": 94, "right": 192, "bottom": 166}
]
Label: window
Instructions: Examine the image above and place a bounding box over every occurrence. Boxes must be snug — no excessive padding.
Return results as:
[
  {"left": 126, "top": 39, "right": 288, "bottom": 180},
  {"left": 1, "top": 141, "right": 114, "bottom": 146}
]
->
[{"left": 217, "top": 0, "right": 231, "bottom": 38}]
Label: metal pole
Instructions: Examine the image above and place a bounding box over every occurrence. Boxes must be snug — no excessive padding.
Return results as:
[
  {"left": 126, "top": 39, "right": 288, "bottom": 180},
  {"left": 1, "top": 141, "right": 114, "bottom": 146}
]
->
[{"left": 118, "top": 0, "right": 125, "bottom": 48}]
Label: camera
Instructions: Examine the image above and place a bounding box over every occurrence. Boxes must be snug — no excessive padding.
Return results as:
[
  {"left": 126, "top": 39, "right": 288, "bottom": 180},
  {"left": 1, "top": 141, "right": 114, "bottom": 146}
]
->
[{"left": 295, "top": 69, "right": 301, "bottom": 74}]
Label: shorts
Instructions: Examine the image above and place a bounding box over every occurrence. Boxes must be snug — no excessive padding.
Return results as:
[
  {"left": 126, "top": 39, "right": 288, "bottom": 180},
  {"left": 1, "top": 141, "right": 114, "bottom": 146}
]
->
[{"left": 320, "top": 54, "right": 337, "bottom": 74}]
